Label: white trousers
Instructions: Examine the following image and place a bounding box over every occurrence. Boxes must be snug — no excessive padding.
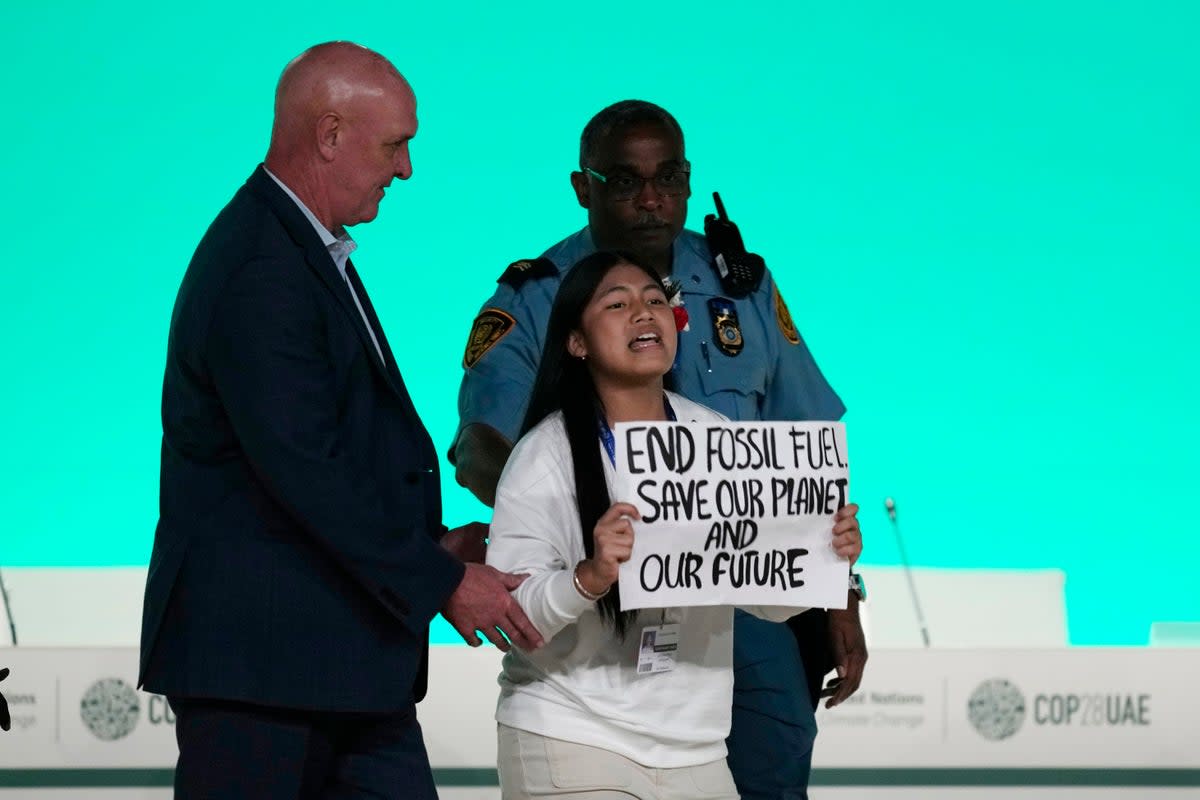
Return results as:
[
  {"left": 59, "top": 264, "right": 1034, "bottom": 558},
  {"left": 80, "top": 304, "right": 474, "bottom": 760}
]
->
[{"left": 497, "top": 724, "right": 740, "bottom": 800}]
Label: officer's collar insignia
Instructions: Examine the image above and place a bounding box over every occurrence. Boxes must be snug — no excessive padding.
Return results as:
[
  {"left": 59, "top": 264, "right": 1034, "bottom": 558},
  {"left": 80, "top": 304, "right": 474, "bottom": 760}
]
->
[
  {"left": 774, "top": 287, "right": 801, "bottom": 345},
  {"left": 498, "top": 257, "right": 556, "bottom": 288},
  {"left": 463, "top": 308, "right": 516, "bottom": 369},
  {"left": 708, "top": 297, "right": 744, "bottom": 357}
]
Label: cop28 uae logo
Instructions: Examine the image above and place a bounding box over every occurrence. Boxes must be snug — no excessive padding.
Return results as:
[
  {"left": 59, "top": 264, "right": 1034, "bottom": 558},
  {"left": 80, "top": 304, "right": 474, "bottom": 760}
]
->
[
  {"left": 967, "top": 678, "right": 1026, "bottom": 741},
  {"left": 80, "top": 678, "right": 140, "bottom": 740}
]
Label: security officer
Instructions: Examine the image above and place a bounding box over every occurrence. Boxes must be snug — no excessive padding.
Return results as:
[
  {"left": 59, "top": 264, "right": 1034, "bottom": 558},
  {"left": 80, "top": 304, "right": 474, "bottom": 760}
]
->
[{"left": 451, "top": 100, "right": 867, "bottom": 799}]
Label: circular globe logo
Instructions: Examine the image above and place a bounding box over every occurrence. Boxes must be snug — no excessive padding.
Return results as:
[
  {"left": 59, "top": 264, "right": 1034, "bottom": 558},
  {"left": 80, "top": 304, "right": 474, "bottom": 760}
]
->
[
  {"left": 80, "top": 678, "right": 140, "bottom": 741},
  {"left": 967, "top": 678, "right": 1026, "bottom": 741}
]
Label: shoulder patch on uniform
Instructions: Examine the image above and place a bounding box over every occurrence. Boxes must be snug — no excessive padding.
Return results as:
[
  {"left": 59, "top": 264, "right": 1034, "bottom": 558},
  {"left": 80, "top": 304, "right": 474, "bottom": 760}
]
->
[
  {"left": 774, "top": 287, "right": 801, "bottom": 345},
  {"left": 498, "top": 257, "right": 557, "bottom": 288},
  {"left": 463, "top": 308, "right": 516, "bottom": 369}
]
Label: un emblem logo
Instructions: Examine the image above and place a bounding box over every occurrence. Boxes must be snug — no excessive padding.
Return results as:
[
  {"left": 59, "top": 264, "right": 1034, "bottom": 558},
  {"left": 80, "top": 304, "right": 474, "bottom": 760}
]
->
[
  {"left": 967, "top": 678, "right": 1026, "bottom": 741},
  {"left": 80, "top": 678, "right": 140, "bottom": 741}
]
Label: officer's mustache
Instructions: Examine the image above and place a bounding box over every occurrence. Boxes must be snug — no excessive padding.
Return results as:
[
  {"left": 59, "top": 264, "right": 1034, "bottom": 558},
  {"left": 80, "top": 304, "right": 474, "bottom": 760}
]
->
[{"left": 632, "top": 213, "right": 669, "bottom": 229}]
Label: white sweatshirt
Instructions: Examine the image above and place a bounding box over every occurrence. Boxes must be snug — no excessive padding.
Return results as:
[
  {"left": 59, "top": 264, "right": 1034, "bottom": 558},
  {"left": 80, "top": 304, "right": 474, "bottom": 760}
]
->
[{"left": 487, "top": 392, "right": 806, "bottom": 768}]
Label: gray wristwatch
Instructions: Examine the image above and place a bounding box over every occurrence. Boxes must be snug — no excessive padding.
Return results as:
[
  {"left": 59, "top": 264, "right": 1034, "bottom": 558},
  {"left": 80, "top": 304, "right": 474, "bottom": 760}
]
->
[{"left": 848, "top": 572, "right": 867, "bottom": 602}]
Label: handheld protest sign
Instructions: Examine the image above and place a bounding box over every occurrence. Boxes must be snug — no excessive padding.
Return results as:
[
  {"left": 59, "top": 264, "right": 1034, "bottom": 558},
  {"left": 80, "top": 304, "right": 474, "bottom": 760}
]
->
[{"left": 613, "top": 421, "right": 850, "bottom": 611}]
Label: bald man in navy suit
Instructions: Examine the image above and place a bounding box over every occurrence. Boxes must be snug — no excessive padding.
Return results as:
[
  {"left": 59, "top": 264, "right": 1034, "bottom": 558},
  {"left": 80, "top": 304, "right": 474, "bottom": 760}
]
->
[{"left": 140, "top": 42, "right": 542, "bottom": 800}]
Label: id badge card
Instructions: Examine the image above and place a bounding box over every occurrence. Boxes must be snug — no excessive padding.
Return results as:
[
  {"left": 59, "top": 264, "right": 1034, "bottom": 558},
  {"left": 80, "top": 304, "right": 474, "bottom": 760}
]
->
[{"left": 636, "top": 623, "right": 680, "bottom": 674}]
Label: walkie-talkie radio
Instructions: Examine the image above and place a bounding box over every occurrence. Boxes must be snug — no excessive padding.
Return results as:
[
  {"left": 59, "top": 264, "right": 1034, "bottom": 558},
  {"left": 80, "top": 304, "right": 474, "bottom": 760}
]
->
[{"left": 704, "top": 192, "right": 765, "bottom": 298}]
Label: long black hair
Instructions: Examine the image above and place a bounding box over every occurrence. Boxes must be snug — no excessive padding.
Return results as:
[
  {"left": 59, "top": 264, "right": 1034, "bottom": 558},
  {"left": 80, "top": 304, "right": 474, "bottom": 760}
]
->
[{"left": 520, "top": 250, "right": 672, "bottom": 639}]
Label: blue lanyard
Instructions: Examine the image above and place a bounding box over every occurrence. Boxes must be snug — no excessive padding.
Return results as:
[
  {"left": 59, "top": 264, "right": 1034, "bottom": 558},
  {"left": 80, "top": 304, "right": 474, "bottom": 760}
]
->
[{"left": 597, "top": 396, "right": 678, "bottom": 467}]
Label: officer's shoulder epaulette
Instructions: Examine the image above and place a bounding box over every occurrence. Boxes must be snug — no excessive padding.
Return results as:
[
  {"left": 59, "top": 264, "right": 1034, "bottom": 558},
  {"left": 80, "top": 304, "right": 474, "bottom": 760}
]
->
[{"left": 497, "top": 257, "right": 557, "bottom": 288}]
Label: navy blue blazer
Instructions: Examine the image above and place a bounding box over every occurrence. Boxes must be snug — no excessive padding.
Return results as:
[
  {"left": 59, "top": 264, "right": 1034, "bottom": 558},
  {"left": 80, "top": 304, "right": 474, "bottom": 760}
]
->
[{"left": 140, "top": 167, "right": 465, "bottom": 712}]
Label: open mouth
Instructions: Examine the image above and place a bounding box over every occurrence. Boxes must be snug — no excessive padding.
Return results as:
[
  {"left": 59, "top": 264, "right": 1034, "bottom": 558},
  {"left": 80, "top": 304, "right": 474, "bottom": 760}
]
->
[{"left": 630, "top": 332, "right": 663, "bottom": 351}]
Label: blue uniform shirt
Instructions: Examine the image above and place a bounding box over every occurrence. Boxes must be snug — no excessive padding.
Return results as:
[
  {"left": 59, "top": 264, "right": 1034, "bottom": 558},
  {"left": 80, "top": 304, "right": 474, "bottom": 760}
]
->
[{"left": 454, "top": 226, "right": 844, "bottom": 445}]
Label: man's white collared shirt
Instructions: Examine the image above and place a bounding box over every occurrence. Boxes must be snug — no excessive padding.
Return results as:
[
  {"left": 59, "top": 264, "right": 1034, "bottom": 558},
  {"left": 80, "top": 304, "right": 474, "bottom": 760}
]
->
[{"left": 264, "top": 168, "right": 386, "bottom": 367}]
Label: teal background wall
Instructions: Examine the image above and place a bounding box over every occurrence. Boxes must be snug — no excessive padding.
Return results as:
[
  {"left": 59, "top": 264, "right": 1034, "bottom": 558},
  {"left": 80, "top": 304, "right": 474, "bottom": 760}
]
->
[{"left": 2, "top": 2, "right": 1196, "bottom": 645}]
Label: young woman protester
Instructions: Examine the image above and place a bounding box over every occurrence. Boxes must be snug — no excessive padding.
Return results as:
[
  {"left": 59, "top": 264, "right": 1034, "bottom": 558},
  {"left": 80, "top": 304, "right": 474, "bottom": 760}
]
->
[{"left": 486, "top": 251, "right": 862, "bottom": 800}]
